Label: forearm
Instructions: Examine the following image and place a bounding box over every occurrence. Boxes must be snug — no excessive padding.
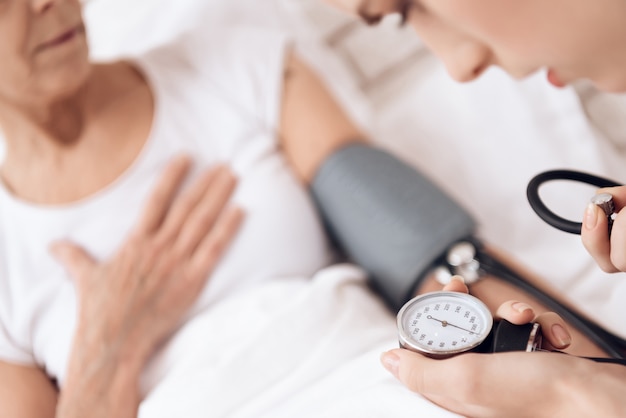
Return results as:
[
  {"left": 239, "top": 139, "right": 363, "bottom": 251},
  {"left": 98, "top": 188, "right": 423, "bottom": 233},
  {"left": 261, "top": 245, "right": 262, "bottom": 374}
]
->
[
  {"left": 0, "top": 361, "right": 58, "bottom": 418},
  {"left": 57, "top": 332, "right": 145, "bottom": 418}
]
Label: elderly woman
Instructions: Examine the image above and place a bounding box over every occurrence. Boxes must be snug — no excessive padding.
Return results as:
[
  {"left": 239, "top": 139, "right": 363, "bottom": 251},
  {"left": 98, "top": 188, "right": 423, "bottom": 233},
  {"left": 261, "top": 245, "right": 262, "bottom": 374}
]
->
[
  {"left": 0, "top": 1, "right": 577, "bottom": 417},
  {"left": 0, "top": 0, "right": 364, "bottom": 415}
]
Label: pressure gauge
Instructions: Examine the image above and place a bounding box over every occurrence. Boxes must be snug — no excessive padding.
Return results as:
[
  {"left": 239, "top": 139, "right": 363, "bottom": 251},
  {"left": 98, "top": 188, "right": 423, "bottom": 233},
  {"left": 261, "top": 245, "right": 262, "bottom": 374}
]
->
[
  {"left": 397, "top": 291, "right": 493, "bottom": 357},
  {"left": 397, "top": 291, "right": 542, "bottom": 358}
]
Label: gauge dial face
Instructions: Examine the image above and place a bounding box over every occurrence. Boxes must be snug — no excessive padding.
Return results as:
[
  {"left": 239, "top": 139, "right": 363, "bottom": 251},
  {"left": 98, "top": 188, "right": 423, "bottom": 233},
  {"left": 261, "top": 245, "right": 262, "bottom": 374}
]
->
[{"left": 397, "top": 292, "right": 493, "bottom": 357}]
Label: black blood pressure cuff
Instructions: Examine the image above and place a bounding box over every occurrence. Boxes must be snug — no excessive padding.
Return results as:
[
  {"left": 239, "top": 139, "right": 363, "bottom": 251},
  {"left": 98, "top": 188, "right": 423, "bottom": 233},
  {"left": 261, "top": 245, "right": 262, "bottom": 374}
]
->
[{"left": 310, "top": 143, "right": 476, "bottom": 311}]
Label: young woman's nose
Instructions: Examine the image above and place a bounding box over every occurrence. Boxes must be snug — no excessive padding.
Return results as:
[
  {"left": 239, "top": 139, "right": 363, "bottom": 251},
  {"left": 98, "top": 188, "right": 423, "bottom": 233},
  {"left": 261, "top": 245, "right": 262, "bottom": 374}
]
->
[
  {"left": 31, "top": 0, "right": 56, "bottom": 14},
  {"left": 411, "top": 20, "right": 492, "bottom": 84},
  {"left": 444, "top": 40, "right": 492, "bottom": 82}
]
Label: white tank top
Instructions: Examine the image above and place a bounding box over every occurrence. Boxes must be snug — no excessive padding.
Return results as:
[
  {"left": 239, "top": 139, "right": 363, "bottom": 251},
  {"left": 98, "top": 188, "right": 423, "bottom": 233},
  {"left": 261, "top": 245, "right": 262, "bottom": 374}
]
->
[{"left": 0, "top": 26, "right": 332, "bottom": 386}]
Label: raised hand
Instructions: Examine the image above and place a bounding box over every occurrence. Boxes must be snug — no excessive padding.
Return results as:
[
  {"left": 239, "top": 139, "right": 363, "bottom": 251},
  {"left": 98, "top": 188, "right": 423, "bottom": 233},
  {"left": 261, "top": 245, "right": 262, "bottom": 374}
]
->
[
  {"left": 582, "top": 186, "right": 626, "bottom": 273},
  {"left": 53, "top": 156, "right": 243, "bottom": 418}
]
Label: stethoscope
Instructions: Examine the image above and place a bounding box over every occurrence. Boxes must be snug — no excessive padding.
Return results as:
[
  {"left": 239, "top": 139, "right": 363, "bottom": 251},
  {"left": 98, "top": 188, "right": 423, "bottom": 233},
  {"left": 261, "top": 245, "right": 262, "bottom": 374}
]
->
[
  {"left": 527, "top": 169, "right": 622, "bottom": 235},
  {"left": 525, "top": 169, "right": 626, "bottom": 363}
]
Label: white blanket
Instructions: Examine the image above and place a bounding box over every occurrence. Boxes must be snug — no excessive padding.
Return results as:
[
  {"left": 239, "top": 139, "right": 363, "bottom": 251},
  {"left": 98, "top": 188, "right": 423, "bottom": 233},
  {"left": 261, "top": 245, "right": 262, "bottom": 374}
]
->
[{"left": 139, "top": 265, "right": 460, "bottom": 418}]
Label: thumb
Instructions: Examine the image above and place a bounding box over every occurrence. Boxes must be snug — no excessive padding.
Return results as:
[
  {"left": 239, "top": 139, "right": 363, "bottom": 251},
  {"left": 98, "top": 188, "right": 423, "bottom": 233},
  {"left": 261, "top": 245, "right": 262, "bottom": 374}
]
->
[
  {"left": 50, "top": 241, "right": 97, "bottom": 283},
  {"left": 381, "top": 348, "right": 470, "bottom": 397},
  {"left": 381, "top": 349, "right": 433, "bottom": 394}
]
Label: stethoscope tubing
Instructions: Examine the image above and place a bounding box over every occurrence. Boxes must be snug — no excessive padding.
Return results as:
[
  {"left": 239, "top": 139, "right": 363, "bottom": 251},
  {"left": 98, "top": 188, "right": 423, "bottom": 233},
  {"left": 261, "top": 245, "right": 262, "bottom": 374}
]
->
[
  {"left": 522, "top": 170, "right": 626, "bottom": 362},
  {"left": 527, "top": 169, "right": 621, "bottom": 235}
]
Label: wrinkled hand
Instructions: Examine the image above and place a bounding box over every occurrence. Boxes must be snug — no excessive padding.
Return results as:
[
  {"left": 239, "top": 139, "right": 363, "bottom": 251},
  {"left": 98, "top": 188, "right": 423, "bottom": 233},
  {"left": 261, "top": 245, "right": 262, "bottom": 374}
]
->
[
  {"left": 51, "top": 156, "right": 243, "bottom": 367},
  {"left": 581, "top": 186, "right": 626, "bottom": 272}
]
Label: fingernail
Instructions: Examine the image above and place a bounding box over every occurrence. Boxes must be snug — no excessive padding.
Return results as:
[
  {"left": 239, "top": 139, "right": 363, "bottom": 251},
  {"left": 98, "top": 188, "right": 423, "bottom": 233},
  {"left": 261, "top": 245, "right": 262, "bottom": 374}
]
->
[
  {"left": 381, "top": 351, "right": 400, "bottom": 378},
  {"left": 551, "top": 324, "right": 572, "bottom": 347},
  {"left": 450, "top": 275, "right": 465, "bottom": 284},
  {"left": 584, "top": 203, "right": 598, "bottom": 229},
  {"left": 511, "top": 302, "right": 533, "bottom": 314}
]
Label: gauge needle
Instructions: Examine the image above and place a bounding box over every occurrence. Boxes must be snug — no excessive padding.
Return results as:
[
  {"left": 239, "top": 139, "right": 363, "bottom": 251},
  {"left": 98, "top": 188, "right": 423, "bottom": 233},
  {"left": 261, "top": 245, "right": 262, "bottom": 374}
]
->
[{"left": 427, "top": 315, "right": 476, "bottom": 334}]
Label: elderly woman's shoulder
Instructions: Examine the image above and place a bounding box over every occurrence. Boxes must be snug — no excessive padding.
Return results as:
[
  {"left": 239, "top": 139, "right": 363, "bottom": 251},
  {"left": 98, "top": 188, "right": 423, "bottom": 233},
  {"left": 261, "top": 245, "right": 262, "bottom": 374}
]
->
[{"left": 139, "top": 25, "right": 288, "bottom": 75}]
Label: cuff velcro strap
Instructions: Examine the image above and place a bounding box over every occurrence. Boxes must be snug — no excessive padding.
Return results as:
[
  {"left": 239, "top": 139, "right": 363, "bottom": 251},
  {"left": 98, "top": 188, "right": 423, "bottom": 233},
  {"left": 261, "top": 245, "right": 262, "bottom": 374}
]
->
[{"left": 310, "top": 143, "right": 476, "bottom": 311}]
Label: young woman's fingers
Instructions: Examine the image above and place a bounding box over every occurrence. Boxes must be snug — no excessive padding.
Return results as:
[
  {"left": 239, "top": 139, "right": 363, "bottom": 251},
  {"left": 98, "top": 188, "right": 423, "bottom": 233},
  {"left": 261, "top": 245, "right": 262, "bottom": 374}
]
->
[
  {"left": 131, "top": 155, "right": 192, "bottom": 236},
  {"left": 188, "top": 206, "right": 244, "bottom": 280},
  {"left": 494, "top": 302, "right": 571, "bottom": 350},
  {"left": 589, "top": 186, "right": 626, "bottom": 271},
  {"left": 441, "top": 275, "right": 469, "bottom": 293},
  {"left": 170, "top": 168, "right": 237, "bottom": 256},
  {"left": 607, "top": 209, "right": 626, "bottom": 271},
  {"left": 533, "top": 311, "right": 572, "bottom": 350},
  {"left": 581, "top": 202, "right": 617, "bottom": 272},
  {"left": 494, "top": 300, "right": 536, "bottom": 325}
]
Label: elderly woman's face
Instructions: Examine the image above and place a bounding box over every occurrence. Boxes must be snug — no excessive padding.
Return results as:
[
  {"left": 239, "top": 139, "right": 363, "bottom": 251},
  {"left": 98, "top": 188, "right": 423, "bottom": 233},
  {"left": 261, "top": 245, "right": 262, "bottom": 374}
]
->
[
  {"left": 0, "top": 0, "right": 89, "bottom": 105},
  {"left": 325, "top": 0, "right": 626, "bottom": 92}
]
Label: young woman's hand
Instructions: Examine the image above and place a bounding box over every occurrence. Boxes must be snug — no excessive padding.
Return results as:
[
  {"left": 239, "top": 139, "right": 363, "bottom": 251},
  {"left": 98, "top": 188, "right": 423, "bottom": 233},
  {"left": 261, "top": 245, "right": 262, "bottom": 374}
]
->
[
  {"left": 52, "top": 156, "right": 243, "bottom": 418},
  {"left": 426, "top": 278, "right": 573, "bottom": 351},
  {"left": 378, "top": 278, "right": 621, "bottom": 418},
  {"left": 381, "top": 345, "right": 626, "bottom": 418},
  {"left": 581, "top": 186, "right": 626, "bottom": 273}
]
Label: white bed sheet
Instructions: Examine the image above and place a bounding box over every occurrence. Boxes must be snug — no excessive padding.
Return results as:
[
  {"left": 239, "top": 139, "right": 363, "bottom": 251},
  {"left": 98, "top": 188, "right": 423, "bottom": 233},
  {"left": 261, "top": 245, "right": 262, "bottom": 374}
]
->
[
  {"left": 138, "top": 265, "right": 460, "bottom": 418},
  {"left": 19, "top": 0, "right": 626, "bottom": 416}
]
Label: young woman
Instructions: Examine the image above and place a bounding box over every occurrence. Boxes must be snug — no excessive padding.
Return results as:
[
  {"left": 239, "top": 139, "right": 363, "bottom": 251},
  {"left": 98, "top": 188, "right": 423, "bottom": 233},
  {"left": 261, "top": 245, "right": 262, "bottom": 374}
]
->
[{"left": 324, "top": 0, "right": 626, "bottom": 416}]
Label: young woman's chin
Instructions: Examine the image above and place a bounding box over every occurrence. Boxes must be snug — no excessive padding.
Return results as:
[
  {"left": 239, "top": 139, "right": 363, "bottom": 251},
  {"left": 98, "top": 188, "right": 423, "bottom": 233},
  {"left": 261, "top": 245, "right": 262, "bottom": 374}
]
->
[{"left": 593, "top": 77, "right": 626, "bottom": 94}]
